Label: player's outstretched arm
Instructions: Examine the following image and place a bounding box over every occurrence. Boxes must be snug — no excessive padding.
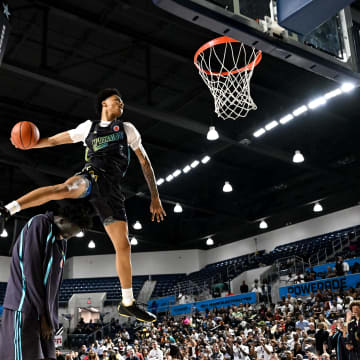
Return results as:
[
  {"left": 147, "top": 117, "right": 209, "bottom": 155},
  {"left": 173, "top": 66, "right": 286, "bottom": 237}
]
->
[
  {"left": 10, "top": 130, "right": 74, "bottom": 149},
  {"left": 32, "top": 130, "right": 74, "bottom": 148},
  {"left": 135, "top": 146, "right": 167, "bottom": 222}
]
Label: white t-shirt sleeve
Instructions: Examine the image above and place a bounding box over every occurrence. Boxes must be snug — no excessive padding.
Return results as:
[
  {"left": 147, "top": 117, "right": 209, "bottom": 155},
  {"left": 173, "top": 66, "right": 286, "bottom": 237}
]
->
[
  {"left": 123, "top": 122, "right": 142, "bottom": 151},
  {"left": 68, "top": 119, "right": 92, "bottom": 144}
]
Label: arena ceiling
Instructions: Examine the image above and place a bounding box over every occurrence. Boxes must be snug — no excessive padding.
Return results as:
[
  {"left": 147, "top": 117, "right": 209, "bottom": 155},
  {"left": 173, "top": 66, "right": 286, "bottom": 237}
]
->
[{"left": 0, "top": 0, "right": 360, "bottom": 257}]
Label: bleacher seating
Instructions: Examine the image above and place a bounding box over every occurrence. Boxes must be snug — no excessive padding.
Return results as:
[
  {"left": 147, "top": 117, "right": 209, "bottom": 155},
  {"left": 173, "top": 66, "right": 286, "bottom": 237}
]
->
[{"left": 59, "top": 275, "right": 147, "bottom": 304}]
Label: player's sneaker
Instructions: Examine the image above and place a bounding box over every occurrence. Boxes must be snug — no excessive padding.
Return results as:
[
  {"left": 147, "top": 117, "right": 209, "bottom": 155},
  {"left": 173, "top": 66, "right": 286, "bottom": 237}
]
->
[
  {"left": 117, "top": 301, "right": 157, "bottom": 322},
  {"left": 0, "top": 206, "right": 10, "bottom": 234}
]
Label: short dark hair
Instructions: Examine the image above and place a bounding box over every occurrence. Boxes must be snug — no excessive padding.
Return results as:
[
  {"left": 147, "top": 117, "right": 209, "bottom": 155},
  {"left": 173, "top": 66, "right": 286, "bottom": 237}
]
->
[
  {"left": 95, "top": 88, "right": 122, "bottom": 118},
  {"left": 55, "top": 199, "right": 94, "bottom": 230},
  {"left": 349, "top": 300, "right": 360, "bottom": 311}
]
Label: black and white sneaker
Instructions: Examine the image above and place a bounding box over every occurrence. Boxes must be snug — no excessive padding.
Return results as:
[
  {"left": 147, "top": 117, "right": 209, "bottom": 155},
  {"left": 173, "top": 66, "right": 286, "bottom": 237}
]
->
[
  {"left": 117, "top": 301, "right": 157, "bottom": 322},
  {"left": 0, "top": 206, "right": 10, "bottom": 234}
]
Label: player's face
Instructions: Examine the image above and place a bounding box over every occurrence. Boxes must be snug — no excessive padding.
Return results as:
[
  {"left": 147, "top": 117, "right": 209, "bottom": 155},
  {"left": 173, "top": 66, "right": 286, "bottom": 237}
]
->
[
  {"left": 104, "top": 95, "right": 124, "bottom": 117},
  {"left": 352, "top": 305, "right": 360, "bottom": 317}
]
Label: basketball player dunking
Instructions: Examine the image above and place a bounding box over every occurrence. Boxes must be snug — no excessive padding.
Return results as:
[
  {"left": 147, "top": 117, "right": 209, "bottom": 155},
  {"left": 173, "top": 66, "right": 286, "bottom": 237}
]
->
[{"left": 0, "top": 88, "right": 166, "bottom": 322}]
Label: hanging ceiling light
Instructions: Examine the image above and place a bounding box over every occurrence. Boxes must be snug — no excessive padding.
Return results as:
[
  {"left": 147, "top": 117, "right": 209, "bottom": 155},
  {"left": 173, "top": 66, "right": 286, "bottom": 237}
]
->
[
  {"left": 76, "top": 231, "right": 84, "bottom": 238},
  {"left": 183, "top": 165, "right": 191, "bottom": 173},
  {"left": 166, "top": 174, "right": 174, "bottom": 182},
  {"left": 293, "top": 150, "right": 305, "bottom": 163},
  {"left": 207, "top": 126, "right": 219, "bottom": 141},
  {"left": 313, "top": 202, "right": 323, "bottom": 212},
  {"left": 222, "top": 181, "right": 233, "bottom": 193},
  {"left": 133, "top": 221, "right": 142, "bottom": 230},
  {"left": 341, "top": 82, "right": 355, "bottom": 92},
  {"left": 88, "top": 240, "right": 96, "bottom": 249},
  {"left": 201, "top": 155, "right": 211, "bottom": 164},
  {"left": 259, "top": 220, "right": 268, "bottom": 229},
  {"left": 190, "top": 160, "right": 199, "bottom": 168},
  {"left": 1, "top": 229, "right": 8, "bottom": 238},
  {"left": 172, "top": 169, "right": 181, "bottom": 177},
  {"left": 206, "top": 238, "right": 214, "bottom": 246},
  {"left": 174, "top": 203, "right": 183, "bottom": 213},
  {"left": 130, "top": 237, "right": 138, "bottom": 246},
  {"left": 156, "top": 178, "right": 164, "bottom": 186}
]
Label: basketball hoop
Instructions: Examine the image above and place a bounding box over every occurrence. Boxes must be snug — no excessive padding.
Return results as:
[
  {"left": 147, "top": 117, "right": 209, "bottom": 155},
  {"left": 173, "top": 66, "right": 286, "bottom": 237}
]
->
[{"left": 194, "top": 36, "right": 262, "bottom": 120}]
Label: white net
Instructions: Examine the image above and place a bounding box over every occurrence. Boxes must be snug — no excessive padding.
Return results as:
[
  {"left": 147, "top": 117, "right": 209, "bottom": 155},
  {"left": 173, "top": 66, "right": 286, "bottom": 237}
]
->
[{"left": 195, "top": 38, "right": 261, "bottom": 120}]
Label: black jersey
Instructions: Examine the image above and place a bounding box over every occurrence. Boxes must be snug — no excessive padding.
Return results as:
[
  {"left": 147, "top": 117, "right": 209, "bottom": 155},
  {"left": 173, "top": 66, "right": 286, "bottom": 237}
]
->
[{"left": 84, "top": 119, "right": 130, "bottom": 179}]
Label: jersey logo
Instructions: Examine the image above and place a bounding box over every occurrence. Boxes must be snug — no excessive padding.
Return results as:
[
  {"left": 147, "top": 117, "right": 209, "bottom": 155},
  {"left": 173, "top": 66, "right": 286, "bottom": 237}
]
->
[{"left": 113, "top": 125, "right": 120, "bottom": 132}]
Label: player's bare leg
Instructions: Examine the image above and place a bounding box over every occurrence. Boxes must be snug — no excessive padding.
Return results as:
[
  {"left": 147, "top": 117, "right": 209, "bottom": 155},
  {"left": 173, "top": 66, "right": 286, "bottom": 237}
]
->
[
  {"left": 0, "top": 176, "right": 88, "bottom": 230},
  {"left": 104, "top": 220, "right": 156, "bottom": 322}
]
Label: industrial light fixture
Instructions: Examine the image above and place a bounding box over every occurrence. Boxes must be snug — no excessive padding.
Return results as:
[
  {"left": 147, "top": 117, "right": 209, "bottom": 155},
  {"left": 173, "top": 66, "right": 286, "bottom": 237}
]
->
[
  {"left": 253, "top": 128, "right": 265, "bottom": 138},
  {"left": 183, "top": 165, "right": 191, "bottom": 173},
  {"left": 341, "top": 82, "right": 355, "bottom": 93},
  {"left": 207, "top": 126, "right": 219, "bottom": 141},
  {"left": 173, "top": 169, "right": 181, "bottom": 177},
  {"left": 133, "top": 221, "right": 142, "bottom": 230},
  {"left": 265, "top": 121, "right": 278, "bottom": 131},
  {"left": 1, "top": 229, "right": 8, "bottom": 238},
  {"left": 166, "top": 174, "right": 174, "bottom": 182},
  {"left": 259, "top": 220, "right": 268, "bottom": 229},
  {"left": 223, "top": 181, "right": 233, "bottom": 193},
  {"left": 191, "top": 160, "right": 199, "bottom": 168},
  {"left": 293, "top": 150, "right": 305, "bottom": 163},
  {"left": 130, "top": 237, "right": 138, "bottom": 246},
  {"left": 292, "top": 105, "right": 308, "bottom": 116},
  {"left": 174, "top": 203, "right": 183, "bottom": 213},
  {"left": 201, "top": 155, "right": 211, "bottom": 164},
  {"left": 324, "top": 89, "right": 342, "bottom": 100},
  {"left": 279, "top": 114, "right": 294, "bottom": 124},
  {"left": 206, "top": 238, "right": 214, "bottom": 246},
  {"left": 88, "top": 240, "right": 96, "bottom": 249},
  {"left": 308, "top": 97, "right": 326, "bottom": 109},
  {"left": 313, "top": 202, "right": 323, "bottom": 212},
  {"left": 156, "top": 178, "right": 164, "bottom": 186},
  {"left": 76, "top": 231, "right": 84, "bottom": 238}
]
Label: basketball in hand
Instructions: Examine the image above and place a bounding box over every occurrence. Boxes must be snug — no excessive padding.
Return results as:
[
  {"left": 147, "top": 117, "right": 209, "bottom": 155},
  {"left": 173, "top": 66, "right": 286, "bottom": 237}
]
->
[{"left": 11, "top": 121, "right": 40, "bottom": 150}]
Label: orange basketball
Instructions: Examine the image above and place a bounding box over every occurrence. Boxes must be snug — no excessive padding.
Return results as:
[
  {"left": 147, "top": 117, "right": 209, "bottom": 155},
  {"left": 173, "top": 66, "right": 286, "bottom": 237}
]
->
[{"left": 11, "top": 121, "right": 40, "bottom": 150}]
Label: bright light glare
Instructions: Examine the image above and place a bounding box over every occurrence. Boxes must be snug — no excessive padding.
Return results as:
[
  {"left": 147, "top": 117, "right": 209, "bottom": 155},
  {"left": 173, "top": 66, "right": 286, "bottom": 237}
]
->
[
  {"left": 166, "top": 174, "right": 174, "bottom": 182},
  {"left": 324, "top": 88, "right": 342, "bottom": 100},
  {"left": 206, "top": 238, "right": 214, "bottom": 246},
  {"left": 259, "top": 220, "right": 268, "bottom": 229},
  {"left": 341, "top": 82, "right": 355, "bottom": 93},
  {"left": 174, "top": 203, "right": 183, "bottom": 213},
  {"left": 292, "top": 105, "right": 308, "bottom": 116},
  {"left": 156, "top": 178, "right": 164, "bottom": 186},
  {"left": 308, "top": 97, "right": 326, "bottom": 109},
  {"left": 88, "top": 240, "right": 96, "bottom": 249},
  {"left": 201, "top": 155, "right": 211, "bottom": 164},
  {"left": 253, "top": 128, "right": 265, "bottom": 138},
  {"left": 265, "top": 121, "right": 278, "bottom": 131},
  {"left": 173, "top": 169, "right": 181, "bottom": 177},
  {"left": 279, "top": 114, "right": 294, "bottom": 124},
  {"left": 1, "top": 229, "right": 8, "bottom": 238},
  {"left": 313, "top": 202, "right": 323, "bottom": 212},
  {"left": 130, "top": 237, "right": 138, "bottom": 246},
  {"left": 183, "top": 165, "right": 191, "bottom": 173},
  {"left": 191, "top": 160, "right": 199, "bottom": 168},
  {"left": 76, "top": 231, "right": 84, "bottom": 238}
]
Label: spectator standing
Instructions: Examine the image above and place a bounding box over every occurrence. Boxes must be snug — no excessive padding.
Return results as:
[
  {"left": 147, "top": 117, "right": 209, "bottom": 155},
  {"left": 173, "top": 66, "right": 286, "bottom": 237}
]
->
[
  {"left": 211, "top": 344, "right": 224, "bottom": 360},
  {"left": 346, "top": 301, "right": 360, "bottom": 357},
  {"left": 148, "top": 342, "right": 164, "bottom": 360},
  {"left": 240, "top": 281, "right": 249, "bottom": 294},
  {"left": 126, "top": 349, "right": 140, "bottom": 360},
  {"left": 255, "top": 338, "right": 273, "bottom": 360},
  {"left": 335, "top": 256, "right": 350, "bottom": 276},
  {"left": 315, "top": 323, "right": 329, "bottom": 355},
  {"left": 296, "top": 315, "right": 309, "bottom": 331}
]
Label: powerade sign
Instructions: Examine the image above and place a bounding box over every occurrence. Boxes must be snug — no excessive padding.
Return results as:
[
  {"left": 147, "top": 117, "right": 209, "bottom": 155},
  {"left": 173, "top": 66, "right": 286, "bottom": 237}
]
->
[
  {"left": 170, "top": 292, "right": 257, "bottom": 316},
  {"left": 279, "top": 273, "right": 360, "bottom": 298},
  {"left": 147, "top": 296, "right": 175, "bottom": 313}
]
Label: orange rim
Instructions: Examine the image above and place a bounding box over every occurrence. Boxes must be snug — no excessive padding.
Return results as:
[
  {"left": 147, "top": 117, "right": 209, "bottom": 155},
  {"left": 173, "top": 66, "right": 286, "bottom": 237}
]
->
[{"left": 194, "top": 36, "right": 262, "bottom": 76}]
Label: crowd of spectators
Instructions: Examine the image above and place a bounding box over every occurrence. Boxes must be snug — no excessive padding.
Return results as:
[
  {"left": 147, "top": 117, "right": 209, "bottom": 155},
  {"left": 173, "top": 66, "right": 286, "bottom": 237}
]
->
[{"left": 56, "top": 285, "right": 360, "bottom": 360}]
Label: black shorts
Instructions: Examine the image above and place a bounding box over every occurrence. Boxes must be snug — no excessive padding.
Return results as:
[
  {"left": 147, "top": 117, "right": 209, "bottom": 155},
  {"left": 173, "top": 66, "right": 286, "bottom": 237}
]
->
[
  {"left": 75, "top": 166, "right": 127, "bottom": 224},
  {"left": 0, "top": 308, "right": 55, "bottom": 360}
]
